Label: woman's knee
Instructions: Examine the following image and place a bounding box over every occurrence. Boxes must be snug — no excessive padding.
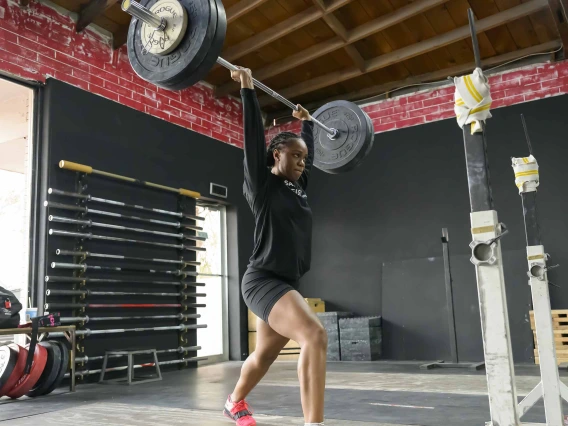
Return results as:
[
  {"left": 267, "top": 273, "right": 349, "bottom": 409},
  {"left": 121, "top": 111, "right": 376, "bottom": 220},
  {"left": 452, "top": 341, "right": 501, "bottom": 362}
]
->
[
  {"left": 298, "top": 321, "right": 327, "bottom": 349},
  {"left": 254, "top": 346, "right": 281, "bottom": 365}
]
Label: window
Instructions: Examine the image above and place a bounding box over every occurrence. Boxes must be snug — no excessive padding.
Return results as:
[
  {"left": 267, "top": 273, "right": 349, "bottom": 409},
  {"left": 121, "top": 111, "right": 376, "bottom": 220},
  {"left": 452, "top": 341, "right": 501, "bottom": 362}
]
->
[
  {"left": 0, "top": 78, "right": 35, "bottom": 344},
  {"left": 195, "top": 205, "right": 228, "bottom": 361}
]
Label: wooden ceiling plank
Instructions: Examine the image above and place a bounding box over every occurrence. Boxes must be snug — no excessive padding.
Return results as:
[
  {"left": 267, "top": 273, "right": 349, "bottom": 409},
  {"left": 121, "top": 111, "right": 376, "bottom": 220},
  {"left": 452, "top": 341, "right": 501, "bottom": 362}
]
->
[
  {"left": 76, "top": 0, "right": 118, "bottom": 33},
  {"left": 326, "top": 0, "right": 356, "bottom": 12},
  {"left": 545, "top": 0, "right": 568, "bottom": 53},
  {"left": 216, "top": 0, "right": 452, "bottom": 97},
  {"left": 322, "top": 13, "right": 349, "bottom": 40},
  {"left": 267, "top": 39, "right": 561, "bottom": 118},
  {"left": 344, "top": 45, "right": 367, "bottom": 71},
  {"left": 227, "top": 0, "right": 271, "bottom": 23},
  {"left": 223, "top": 0, "right": 353, "bottom": 62},
  {"left": 112, "top": 26, "right": 129, "bottom": 50},
  {"left": 258, "top": 0, "right": 549, "bottom": 106},
  {"left": 223, "top": 6, "right": 324, "bottom": 61}
]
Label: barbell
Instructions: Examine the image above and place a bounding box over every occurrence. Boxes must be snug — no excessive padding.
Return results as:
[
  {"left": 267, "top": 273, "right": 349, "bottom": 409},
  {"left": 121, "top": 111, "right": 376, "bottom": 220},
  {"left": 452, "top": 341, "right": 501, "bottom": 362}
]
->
[{"left": 121, "top": 0, "right": 375, "bottom": 174}]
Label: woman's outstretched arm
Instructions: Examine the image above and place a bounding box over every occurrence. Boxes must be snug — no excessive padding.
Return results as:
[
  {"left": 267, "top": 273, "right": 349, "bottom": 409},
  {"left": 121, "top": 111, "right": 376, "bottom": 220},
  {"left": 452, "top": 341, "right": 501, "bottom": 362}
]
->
[{"left": 233, "top": 68, "right": 268, "bottom": 193}]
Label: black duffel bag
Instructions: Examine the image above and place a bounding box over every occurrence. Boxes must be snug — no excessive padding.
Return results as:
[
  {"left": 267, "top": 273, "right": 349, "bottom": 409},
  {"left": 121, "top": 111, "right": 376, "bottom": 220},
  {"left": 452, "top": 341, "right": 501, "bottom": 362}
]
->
[{"left": 0, "top": 286, "right": 22, "bottom": 329}]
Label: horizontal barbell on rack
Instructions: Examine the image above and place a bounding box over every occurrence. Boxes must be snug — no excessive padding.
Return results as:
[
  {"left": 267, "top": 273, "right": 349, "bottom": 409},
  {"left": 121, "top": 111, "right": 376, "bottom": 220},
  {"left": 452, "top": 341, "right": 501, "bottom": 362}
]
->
[
  {"left": 51, "top": 261, "right": 190, "bottom": 276},
  {"left": 58, "top": 161, "right": 203, "bottom": 199},
  {"left": 48, "top": 215, "right": 206, "bottom": 242},
  {"left": 47, "top": 324, "right": 206, "bottom": 338},
  {"left": 121, "top": 0, "right": 375, "bottom": 174},
  {"left": 45, "top": 275, "right": 205, "bottom": 287},
  {"left": 48, "top": 188, "right": 204, "bottom": 222},
  {"left": 60, "top": 313, "right": 201, "bottom": 324},
  {"left": 49, "top": 229, "right": 206, "bottom": 252},
  {"left": 45, "top": 201, "right": 203, "bottom": 232},
  {"left": 56, "top": 249, "right": 199, "bottom": 267},
  {"left": 75, "top": 345, "right": 201, "bottom": 364},
  {"left": 46, "top": 289, "right": 205, "bottom": 297},
  {"left": 44, "top": 302, "right": 205, "bottom": 310}
]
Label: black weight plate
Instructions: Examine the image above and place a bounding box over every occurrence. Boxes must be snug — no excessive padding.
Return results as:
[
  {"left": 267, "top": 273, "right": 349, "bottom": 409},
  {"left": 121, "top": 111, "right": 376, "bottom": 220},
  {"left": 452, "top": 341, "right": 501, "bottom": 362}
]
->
[
  {"left": 41, "top": 341, "right": 69, "bottom": 396},
  {"left": 312, "top": 100, "right": 375, "bottom": 174},
  {"left": 127, "top": 0, "right": 217, "bottom": 88},
  {"left": 161, "top": 0, "right": 219, "bottom": 89},
  {"left": 26, "top": 342, "right": 62, "bottom": 397},
  {"left": 164, "top": 0, "right": 226, "bottom": 90},
  {"left": 0, "top": 345, "right": 18, "bottom": 390},
  {"left": 362, "top": 109, "right": 375, "bottom": 158}
]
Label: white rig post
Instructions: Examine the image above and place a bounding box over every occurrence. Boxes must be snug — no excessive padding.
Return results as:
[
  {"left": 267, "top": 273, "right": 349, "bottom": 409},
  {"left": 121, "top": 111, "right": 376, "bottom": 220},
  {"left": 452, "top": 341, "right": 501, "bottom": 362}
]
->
[
  {"left": 457, "top": 10, "right": 521, "bottom": 426},
  {"left": 512, "top": 116, "right": 568, "bottom": 425}
]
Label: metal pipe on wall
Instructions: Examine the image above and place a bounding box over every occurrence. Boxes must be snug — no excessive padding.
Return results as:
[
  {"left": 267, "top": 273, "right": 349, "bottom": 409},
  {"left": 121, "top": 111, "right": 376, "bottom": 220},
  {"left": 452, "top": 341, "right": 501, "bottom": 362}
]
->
[
  {"left": 46, "top": 289, "right": 205, "bottom": 297},
  {"left": 51, "top": 261, "right": 189, "bottom": 276},
  {"left": 49, "top": 229, "right": 206, "bottom": 252},
  {"left": 59, "top": 313, "right": 201, "bottom": 324},
  {"left": 44, "top": 200, "right": 203, "bottom": 231},
  {"left": 56, "top": 249, "right": 200, "bottom": 267},
  {"left": 45, "top": 275, "right": 203, "bottom": 286},
  {"left": 48, "top": 324, "right": 206, "bottom": 338},
  {"left": 45, "top": 302, "right": 205, "bottom": 310}
]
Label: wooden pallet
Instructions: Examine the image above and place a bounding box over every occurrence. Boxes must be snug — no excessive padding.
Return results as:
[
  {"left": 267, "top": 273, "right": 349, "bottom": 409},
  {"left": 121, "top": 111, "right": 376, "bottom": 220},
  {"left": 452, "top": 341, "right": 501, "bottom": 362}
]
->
[
  {"left": 530, "top": 318, "right": 568, "bottom": 329},
  {"left": 530, "top": 309, "right": 568, "bottom": 318},
  {"left": 535, "top": 356, "right": 568, "bottom": 365},
  {"left": 529, "top": 310, "right": 568, "bottom": 364}
]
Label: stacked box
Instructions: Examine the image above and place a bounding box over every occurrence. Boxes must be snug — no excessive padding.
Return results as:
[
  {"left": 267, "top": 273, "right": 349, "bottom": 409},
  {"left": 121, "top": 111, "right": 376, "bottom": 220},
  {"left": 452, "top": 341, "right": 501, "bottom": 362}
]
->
[
  {"left": 339, "top": 316, "right": 382, "bottom": 361},
  {"left": 317, "top": 312, "right": 353, "bottom": 361}
]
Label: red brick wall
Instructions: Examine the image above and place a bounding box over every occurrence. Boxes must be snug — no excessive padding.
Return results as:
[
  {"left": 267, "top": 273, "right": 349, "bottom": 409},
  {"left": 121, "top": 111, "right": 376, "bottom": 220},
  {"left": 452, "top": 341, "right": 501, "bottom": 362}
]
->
[
  {"left": 0, "top": 0, "right": 244, "bottom": 147},
  {"left": 1, "top": 1, "right": 567, "bottom": 147},
  {"left": 267, "top": 60, "right": 568, "bottom": 139}
]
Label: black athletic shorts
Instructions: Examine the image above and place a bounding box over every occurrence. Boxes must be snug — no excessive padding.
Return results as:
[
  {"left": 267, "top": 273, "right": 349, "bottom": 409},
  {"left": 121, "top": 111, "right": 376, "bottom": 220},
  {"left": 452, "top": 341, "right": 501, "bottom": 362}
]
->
[{"left": 241, "top": 267, "right": 300, "bottom": 324}]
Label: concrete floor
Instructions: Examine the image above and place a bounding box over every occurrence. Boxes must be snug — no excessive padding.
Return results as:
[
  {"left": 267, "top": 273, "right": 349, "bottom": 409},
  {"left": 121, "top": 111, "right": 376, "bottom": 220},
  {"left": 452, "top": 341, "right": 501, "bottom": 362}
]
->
[{"left": 1, "top": 360, "right": 568, "bottom": 425}]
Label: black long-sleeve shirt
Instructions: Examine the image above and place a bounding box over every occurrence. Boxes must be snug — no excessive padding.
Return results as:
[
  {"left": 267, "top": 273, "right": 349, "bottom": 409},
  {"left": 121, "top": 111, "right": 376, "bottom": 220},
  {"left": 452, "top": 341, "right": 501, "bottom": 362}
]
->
[{"left": 241, "top": 88, "right": 314, "bottom": 281}]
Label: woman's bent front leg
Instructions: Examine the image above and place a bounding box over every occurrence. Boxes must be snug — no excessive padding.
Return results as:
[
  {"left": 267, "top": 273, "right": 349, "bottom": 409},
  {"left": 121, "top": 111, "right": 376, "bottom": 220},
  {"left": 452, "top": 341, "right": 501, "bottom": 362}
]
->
[{"left": 267, "top": 290, "right": 327, "bottom": 423}]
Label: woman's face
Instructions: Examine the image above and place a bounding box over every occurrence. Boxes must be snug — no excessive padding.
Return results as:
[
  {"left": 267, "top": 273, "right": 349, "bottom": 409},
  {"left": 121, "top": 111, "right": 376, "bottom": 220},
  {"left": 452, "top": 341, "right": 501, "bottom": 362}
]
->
[{"left": 273, "top": 138, "right": 309, "bottom": 182}]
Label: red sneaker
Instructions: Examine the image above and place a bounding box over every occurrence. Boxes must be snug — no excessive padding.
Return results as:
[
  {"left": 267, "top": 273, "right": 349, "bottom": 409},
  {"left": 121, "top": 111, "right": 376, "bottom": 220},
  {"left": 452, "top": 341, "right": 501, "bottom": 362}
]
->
[{"left": 223, "top": 394, "right": 256, "bottom": 426}]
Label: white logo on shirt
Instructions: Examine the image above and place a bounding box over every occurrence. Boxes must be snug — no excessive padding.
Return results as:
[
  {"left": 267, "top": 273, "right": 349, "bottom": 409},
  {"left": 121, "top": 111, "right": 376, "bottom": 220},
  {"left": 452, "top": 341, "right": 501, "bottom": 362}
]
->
[{"left": 284, "top": 180, "right": 307, "bottom": 199}]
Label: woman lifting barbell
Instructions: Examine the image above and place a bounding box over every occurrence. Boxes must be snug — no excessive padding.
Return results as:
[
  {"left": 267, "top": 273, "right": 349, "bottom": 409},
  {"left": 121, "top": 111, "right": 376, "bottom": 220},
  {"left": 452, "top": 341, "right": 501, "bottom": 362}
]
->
[{"left": 223, "top": 67, "right": 327, "bottom": 426}]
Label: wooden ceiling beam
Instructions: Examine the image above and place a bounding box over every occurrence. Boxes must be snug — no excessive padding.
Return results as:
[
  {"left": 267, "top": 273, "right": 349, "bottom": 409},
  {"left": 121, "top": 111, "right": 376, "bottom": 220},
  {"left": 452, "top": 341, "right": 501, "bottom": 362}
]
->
[
  {"left": 344, "top": 45, "right": 366, "bottom": 72},
  {"left": 113, "top": 26, "right": 129, "bottom": 50},
  {"left": 268, "top": 40, "right": 561, "bottom": 121},
  {"left": 215, "top": 0, "right": 451, "bottom": 98},
  {"left": 222, "top": 6, "right": 325, "bottom": 62},
  {"left": 222, "top": 0, "right": 354, "bottom": 63},
  {"left": 322, "top": 13, "right": 349, "bottom": 41},
  {"left": 320, "top": 9, "right": 365, "bottom": 70},
  {"left": 76, "top": 0, "right": 118, "bottom": 33},
  {"left": 545, "top": 0, "right": 568, "bottom": 55},
  {"left": 258, "top": 0, "right": 549, "bottom": 107},
  {"left": 227, "top": 0, "right": 270, "bottom": 24}
]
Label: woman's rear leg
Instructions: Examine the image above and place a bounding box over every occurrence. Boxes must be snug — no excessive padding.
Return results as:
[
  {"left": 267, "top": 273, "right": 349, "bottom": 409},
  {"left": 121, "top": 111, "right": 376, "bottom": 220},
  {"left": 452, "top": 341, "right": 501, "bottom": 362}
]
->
[{"left": 231, "top": 316, "right": 290, "bottom": 402}]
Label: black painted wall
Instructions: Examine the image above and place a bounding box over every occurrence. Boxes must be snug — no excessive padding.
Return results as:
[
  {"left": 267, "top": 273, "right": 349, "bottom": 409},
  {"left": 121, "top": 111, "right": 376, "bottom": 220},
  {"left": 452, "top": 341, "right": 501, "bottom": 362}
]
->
[
  {"left": 36, "top": 79, "right": 568, "bottom": 366},
  {"left": 36, "top": 79, "right": 253, "bottom": 366},
  {"left": 301, "top": 93, "right": 568, "bottom": 363}
]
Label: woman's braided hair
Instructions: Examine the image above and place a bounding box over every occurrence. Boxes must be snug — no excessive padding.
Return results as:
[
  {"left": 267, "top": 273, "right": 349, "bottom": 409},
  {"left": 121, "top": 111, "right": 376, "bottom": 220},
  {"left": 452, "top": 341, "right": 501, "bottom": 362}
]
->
[{"left": 266, "top": 132, "right": 299, "bottom": 167}]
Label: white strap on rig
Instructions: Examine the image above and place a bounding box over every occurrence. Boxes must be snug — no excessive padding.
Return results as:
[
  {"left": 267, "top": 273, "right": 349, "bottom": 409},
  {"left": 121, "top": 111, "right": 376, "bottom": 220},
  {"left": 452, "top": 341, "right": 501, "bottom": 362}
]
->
[
  {"left": 512, "top": 155, "right": 539, "bottom": 193},
  {"left": 454, "top": 67, "right": 492, "bottom": 134}
]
